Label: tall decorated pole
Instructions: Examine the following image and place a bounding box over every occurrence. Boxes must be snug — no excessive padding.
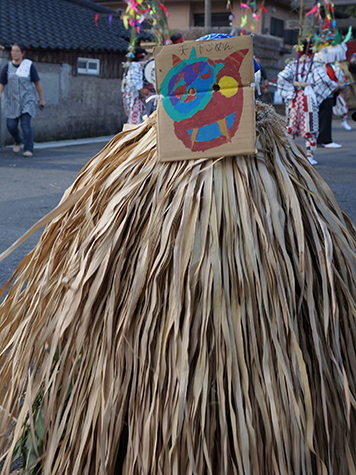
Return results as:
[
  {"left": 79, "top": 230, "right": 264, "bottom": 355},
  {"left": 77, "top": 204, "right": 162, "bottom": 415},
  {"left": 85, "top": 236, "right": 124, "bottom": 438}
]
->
[
  {"left": 122, "top": 0, "right": 170, "bottom": 45},
  {"left": 122, "top": 0, "right": 170, "bottom": 62},
  {"left": 121, "top": 0, "right": 170, "bottom": 81}
]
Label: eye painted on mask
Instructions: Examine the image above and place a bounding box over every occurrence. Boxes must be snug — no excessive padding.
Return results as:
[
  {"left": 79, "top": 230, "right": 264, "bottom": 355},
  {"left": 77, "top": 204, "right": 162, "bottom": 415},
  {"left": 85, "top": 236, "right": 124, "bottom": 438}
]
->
[{"left": 162, "top": 50, "right": 222, "bottom": 121}]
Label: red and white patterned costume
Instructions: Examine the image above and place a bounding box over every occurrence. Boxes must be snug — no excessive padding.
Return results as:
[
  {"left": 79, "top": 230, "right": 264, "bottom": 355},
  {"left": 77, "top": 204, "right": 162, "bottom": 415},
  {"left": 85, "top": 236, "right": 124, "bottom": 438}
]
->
[
  {"left": 122, "top": 62, "right": 147, "bottom": 125},
  {"left": 331, "top": 63, "right": 349, "bottom": 120},
  {"left": 286, "top": 89, "right": 318, "bottom": 159},
  {"left": 278, "top": 54, "right": 337, "bottom": 162}
]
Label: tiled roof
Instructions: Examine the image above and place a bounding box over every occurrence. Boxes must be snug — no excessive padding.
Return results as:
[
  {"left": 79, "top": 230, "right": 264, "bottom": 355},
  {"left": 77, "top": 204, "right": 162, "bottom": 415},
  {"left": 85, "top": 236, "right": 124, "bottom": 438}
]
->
[{"left": 0, "top": 0, "right": 151, "bottom": 53}]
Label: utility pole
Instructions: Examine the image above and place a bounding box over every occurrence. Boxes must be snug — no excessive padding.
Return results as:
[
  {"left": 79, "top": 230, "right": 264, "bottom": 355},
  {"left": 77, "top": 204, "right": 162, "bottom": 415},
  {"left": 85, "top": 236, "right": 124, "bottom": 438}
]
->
[
  {"left": 205, "top": 0, "right": 211, "bottom": 28},
  {"left": 298, "top": 0, "right": 304, "bottom": 46},
  {"left": 0, "top": 54, "right": 6, "bottom": 148}
]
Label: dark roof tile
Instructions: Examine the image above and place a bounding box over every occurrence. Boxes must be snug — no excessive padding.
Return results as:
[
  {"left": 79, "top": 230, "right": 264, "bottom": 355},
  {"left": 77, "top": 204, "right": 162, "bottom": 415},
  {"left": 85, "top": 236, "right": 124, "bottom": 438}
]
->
[{"left": 0, "top": 0, "right": 152, "bottom": 53}]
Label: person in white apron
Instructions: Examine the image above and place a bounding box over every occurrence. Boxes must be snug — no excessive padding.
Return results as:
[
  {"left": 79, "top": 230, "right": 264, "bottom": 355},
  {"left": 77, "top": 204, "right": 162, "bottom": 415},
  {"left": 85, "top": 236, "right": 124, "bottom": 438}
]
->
[{"left": 0, "top": 43, "right": 45, "bottom": 157}]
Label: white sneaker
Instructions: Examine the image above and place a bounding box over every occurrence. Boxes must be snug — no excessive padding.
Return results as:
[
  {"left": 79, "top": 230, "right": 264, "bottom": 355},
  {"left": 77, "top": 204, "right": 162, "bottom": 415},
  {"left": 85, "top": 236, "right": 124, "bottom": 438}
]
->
[
  {"left": 308, "top": 157, "right": 318, "bottom": 165},
  {"left": 23, "top": 150, "right": 33, "bottom": 157},
  {"left": 322, "top": 142, "right": 342, "bottom": 148},
  {"left": 341, "top": 120, "right": 352, "bottom": 131}
]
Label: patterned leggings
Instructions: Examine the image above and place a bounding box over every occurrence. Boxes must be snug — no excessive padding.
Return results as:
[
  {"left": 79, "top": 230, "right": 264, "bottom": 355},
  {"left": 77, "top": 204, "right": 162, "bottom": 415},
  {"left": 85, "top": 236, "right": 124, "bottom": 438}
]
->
[
  {"left": 129, "top": 96, "right": 146, "bottom": 125},
  {"left": 333, "top": 93, "right": 348, "bottom": 119},
  {"left": 287, "top": 90, "right": 318, "bottom": 160}
]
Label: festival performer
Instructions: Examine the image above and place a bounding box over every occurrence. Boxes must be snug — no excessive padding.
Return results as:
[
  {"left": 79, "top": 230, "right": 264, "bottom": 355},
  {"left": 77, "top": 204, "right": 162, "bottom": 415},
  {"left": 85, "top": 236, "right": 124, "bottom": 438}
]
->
[
  {"left": 349, "top": 53, "right": 356, "bottom": 122},
  {"left": 332, "top": 62, "right": 352, "bottom": 130},
  {"left": 122, "top": 46, "right": 149, "bottom": 124},
  {"left": 1, "top": 35, "right": 356, "bottom": 475},
  {"left": 277, "top": 39, "right": 340, "bottom": 165},
  {"left": 317, "top": 61, "right": 344, "bottom": 148}
]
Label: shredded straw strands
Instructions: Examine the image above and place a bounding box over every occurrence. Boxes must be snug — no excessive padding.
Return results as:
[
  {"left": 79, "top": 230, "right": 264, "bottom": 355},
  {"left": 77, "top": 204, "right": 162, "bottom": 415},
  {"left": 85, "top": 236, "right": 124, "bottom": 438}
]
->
[{"left": 1, "top": 102, "right": 356, "bottom": 474}]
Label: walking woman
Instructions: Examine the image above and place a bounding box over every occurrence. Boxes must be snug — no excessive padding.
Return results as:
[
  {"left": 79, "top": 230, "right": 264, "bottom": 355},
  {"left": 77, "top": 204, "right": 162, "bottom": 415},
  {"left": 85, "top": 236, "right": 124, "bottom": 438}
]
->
[{"left": 0, "top": 43, "right": 45, "bottom": 157}]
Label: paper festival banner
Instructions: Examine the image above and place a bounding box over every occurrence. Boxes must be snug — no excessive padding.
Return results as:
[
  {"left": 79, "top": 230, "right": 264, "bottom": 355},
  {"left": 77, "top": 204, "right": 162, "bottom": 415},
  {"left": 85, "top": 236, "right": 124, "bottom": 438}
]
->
[{"left": 154, "top": 35, "right": 256, "bottom": 161}]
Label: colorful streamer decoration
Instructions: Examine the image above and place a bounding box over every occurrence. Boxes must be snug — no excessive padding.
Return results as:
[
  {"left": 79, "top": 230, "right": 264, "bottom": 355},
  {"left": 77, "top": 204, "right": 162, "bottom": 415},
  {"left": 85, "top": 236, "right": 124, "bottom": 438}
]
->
[
  {"left": 122, "top": 0, "right": 170, "bottom": 46},
  {"left": 234, "top": 1, "right": 267, "bottom": 32},
  {"left": 240, "top": 15, "right": 248, "bottom": 28},
  {"left": 343, "top": 25, "right": 353, "bottom": 44},
  {"left": 303, "top": 0, "right": 335, "bottom": 34},
  {"left": 92, "top": 0, "right": 170, "bottom": 52},
  {"left": 306, "top": 3, "right": 319, "bottom": 16},
  {"left": 295, "top": 0, "right": 352, "bottom": 54}
]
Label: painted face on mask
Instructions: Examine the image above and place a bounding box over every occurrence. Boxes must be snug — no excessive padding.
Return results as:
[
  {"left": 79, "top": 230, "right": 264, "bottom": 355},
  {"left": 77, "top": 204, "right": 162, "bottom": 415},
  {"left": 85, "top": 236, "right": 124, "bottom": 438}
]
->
[{"left": 160, "top": 47, "right": 248, "bottom": 152}]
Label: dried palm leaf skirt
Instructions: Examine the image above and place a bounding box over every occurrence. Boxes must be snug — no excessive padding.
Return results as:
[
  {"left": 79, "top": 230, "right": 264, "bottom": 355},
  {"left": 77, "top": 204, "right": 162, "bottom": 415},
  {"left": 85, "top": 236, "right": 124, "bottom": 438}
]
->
[{"left": 1, "top": 102, "right": 356, "bottom": 475}]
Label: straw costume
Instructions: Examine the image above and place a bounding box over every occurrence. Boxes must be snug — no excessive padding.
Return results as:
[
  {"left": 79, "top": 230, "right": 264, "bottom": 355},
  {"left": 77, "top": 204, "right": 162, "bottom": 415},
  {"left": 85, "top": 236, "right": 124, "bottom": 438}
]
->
[{"left": 1, "top": 44, "right": 356, "bottom": 475}]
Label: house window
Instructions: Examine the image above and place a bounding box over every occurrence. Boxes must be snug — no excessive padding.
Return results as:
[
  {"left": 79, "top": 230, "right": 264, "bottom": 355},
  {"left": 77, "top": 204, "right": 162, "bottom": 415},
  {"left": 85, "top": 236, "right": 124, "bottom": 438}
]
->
[
  {"left": 284, "top": 29, "right": 299, "bottom": 45},
  {"left": 77, "top": 58, "right": 100, "bottom": 75},
  {"left": 194, "top": 12, "right": 231, "bottom": 27},
  {"left": 270, "top": 17, "right": 284, "bottom": 37}
]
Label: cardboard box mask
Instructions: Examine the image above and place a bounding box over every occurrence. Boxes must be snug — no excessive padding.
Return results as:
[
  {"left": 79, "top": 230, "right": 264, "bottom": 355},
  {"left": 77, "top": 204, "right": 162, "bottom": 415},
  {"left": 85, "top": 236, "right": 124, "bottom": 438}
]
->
[{"left": 154, "top": 35, "right": 256, "bottom": 161}]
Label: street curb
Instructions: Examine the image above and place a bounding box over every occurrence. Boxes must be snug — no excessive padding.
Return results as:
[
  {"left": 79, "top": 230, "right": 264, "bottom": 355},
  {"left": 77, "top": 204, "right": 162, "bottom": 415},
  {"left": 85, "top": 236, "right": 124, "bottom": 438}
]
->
[{"left": 5, "top": 135, "right": 114, "bottom": 150}]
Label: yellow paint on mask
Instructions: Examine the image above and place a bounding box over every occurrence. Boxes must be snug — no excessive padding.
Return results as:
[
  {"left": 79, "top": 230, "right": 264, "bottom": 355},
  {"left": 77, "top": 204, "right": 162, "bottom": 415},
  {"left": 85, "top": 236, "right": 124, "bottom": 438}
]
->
[{"left": 218, "top": 76, "right": 239, "bottom": 98}]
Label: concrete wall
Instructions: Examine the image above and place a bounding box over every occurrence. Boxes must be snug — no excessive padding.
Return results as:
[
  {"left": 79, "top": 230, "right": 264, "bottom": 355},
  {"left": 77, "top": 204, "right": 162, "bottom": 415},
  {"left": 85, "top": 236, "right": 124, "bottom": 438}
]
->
[
  {"left": 174, "top": 26, "right": 291, "bottom": 70},
  {"left": 0, "top": 60, "right": 126, "bottom": 146},
  {"left": 165, "top": 2, "right": 191, "bottom": 30}
]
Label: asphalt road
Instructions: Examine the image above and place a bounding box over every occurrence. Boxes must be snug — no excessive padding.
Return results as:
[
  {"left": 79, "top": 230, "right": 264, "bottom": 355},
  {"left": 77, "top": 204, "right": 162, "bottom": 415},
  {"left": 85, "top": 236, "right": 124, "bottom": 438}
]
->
[
  {"left": 0, "top": 117, "right": 355, "bottom": 291},
  {"left": 0, "top": 138, "right": 109, "bottom": 292},
  {"left": 304, "top": 117, "right": 356, "bottom": 226}
]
